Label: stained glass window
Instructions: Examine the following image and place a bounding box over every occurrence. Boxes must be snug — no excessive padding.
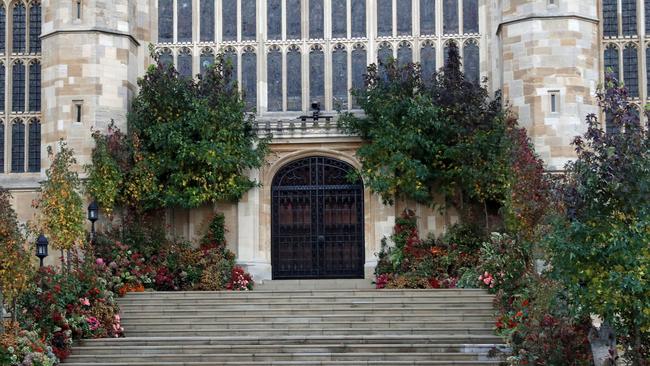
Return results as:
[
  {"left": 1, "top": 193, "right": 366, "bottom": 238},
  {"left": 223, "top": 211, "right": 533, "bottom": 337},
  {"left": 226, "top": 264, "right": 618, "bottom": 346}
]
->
[
  {"left": 222, "top": 0, "right": 237, "bottom": 41},
  {"left": 646, "top": 0, "right": 650, "bottom": 34},
  {"left": 604, "top": 45, "right": 619, "bottom": 81},
  {"left": 268, "top": 0, "right": 282, "bottom": 40},
  {"left": 463, "top": 0, "right": 478, "bottom": 34},
  {"left": 420, "top": 0, "right": 435, "bottom": 35},
  {"left": 287, "top": 46, "right": 302, "bottom": 111},
  {"left": 158, "top": 0, "right": 173, "bottom": 42},
  {"left": 0, "top": 64, "right": 4, "bottom": 112},
  {"left": 332, "top": 0, "right": 347, "bottom": 38},
  {"left": 309, "top": 46, "right": 324, "bottom": 107},
  {"left": 378, "top": 43, "right": 392, "bottom": 80},
  {"left": 0, "top": 123, "right": 3, "bottom": 172},
  {"left": 603, "top": 0, "right": 618, "bottom": 37},
  {"left": 287, "top": 0, "right": 302, "bottom": 39},
  {"left": 623, "top": 45, "right": 638, "bottom": 97},
  {"left": 443, "top": 0, "right": 458, "bottom": 34},
  {"left": 28, "top": 119, "right": 39, "bottom": 172},
  {"left": 332, "top": 44, "right": 348, "bottom": 109},
  {"left": 397, "top": 42, "right": 412, "bottom": 66},
  {"left": 29, "top": 3, "right": 40, "bottom": 53},
  {"left": 420, "top": 43, "right": 436, "bottom": 83},
  {"left": 397, "top": 0, "right": 412, "bottom": 35},
  {"left": 464, "top": 42, "right": 479, "bottom": 84},
  {"left": 159, "top": 48, "right": 173, "bottom": 68},
  {"left": 351, "top": 0, "right": 366, "bottom": 37},
  {"left": 242, "top": 48, "right": 256, "bottom": 110},
  {"left": 267, "top": 47, "right": 282, "bottom": 111},
  {"left": 200, "top": 49, "right": 214, "bottom": 75},
  {"left": 0, "top": 6, "right": 5, "bottom": 53},
  {"left": 309, "top": 0, "right": 324, "bottom": 39},
  {"left": 621, "top": 0, "right": 637, "bottom": 36},
  {"left": 177, "top": 0, "right": 192, "bottom": 42},
  {"left": 377, "top": 0, "right": 392, "bottom": 36},
  {"left": 12, "top": 61, "right": 24, "bottom": 112},
  {"left": 224, "top": 48, "right": 238, "bottom": 89},
  {"left": 13, "top": 3, "right": 25, "bottom": 53},
  {"left": 444, "top": 41, "right": 456, "bottom": 66},
  {"left": 11, "top": 120, "right": 24, "bottom": 173},
  {"left": 351, "top": 45, "right": 366, "bottom": 108},
  {"left": 241, "top": 0, "right": 256, "bottom": 40},
  {"left": 200, "top": 0, "right": 215, "bottom": 42},
  {"left": 646, "top": 48, "right": 650, "bottom": 99},
  {"left": 29, "top": 61, "right": 40, "bottom": 111},
  {"left": 178, "top": 48, "right": 193, "bottom": 78}
]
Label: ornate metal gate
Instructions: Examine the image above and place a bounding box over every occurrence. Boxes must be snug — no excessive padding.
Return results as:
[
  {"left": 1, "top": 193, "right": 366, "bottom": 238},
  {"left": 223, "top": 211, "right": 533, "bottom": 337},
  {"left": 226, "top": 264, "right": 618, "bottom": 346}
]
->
[{"left": 271, "top": 156, "right": 364, "bottom": 279}]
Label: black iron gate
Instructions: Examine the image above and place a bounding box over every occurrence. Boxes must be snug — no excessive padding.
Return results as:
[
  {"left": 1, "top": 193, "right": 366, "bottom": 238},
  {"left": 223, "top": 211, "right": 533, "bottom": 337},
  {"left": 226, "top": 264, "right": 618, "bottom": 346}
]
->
[{"left": 271, "top": 156, "right": 364, "bottom": 279}]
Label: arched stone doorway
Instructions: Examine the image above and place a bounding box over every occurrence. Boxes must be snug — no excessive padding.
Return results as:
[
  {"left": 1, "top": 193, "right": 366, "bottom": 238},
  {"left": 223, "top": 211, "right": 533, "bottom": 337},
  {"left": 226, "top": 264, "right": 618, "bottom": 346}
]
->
[{"left": 271, "top": 156, "right": 365, "bottom": 279}]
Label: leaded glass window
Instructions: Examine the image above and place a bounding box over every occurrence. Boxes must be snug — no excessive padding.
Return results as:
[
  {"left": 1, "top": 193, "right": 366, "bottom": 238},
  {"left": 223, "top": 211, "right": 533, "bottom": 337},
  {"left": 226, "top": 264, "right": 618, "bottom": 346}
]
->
[
  {"left": 268, "top": 0, "right": 282, "bottom": 40},
  {"left": 200, "top": 0, "right": 215, "bottom": 42},
  {"left": 603, "top": 0, "right": 618, "bottom": 37},
  {"left": 332, "top": 0, "right": 347, "bottom": 38},
  {"left": 200, "top": 49, "right": 214, "bottom": 75},
  {"left": 604, "top": 45, "right": 619, "bottom": 80},
  {"left": 0, "top": 65, "right": 4, "bottom": 112},
  {"left": 463, "top": 0, "right": 478, "bottom": 34},
  {"left": 242, "top": 48, "right": 256, "bottom": 109},
  {"left": 309, "top": 0, "right": 324, "bottom": 39},
  {"left": 224, "top": 48, "right": 237, "bottom": 89},
  {"left": 420, "top": 42, "right": 436, "bottom": 83},
  {"left": 11, "top": 120, "right": 24, "bottom": 173},
  {"left": 443, "top": 41, "right": 456, "bottom": 66},
  {"left": 12, "top": 61, "right": 24, "bottom": 112},
  {"left": 309, "top": 46, "right": 324, "bottom": 107},
  {"left": 177, "top": 0, "right": 192, "bottom": 42},
  {"left": 623, "top": 45, "right": 638, "bottom": 97},
  {"left": 443, "top": 0, "right": 458, "bottom": 34},
  {"left": 378, "top": 42, "right": 392, "bottom": 80},
  {"left": 159, "top": 48, "right": 173, "bottom": 68},
  {"left": 351, "top": 45, "right": 366, "bottom": 108},
  {"left": 0, "top": 6, "right": 5, "bottom": 53},
  {"left": 605, "top": 111, "right": 618, "bottom": 134},
  {"left": 397, "top": 42, "right": 412, "bottom": 66},
  {"left": 158, "top": 0, "right": 173, "bottom": 42},
  {"left": 464, "top": 41, "right": 479, "bottom": 84},
  {"left": 351, "top": 0, "right": 366, "bottom": 37},
  {"left": 377, "top": 0, "right": 392, "bottom": 36},
  {"left": 646, "top": 0, "right": 650, "bottom": 34},
  {"left": 28, "top": 119, "right": 39, "bottom": 172},
  {"left": 621, "top": 0, "right": 637, "bottom": 36},
  {"left": 420, "top": 0, "right": 435, "bottom": 35},
  {"left": 267, "top": 47, "right": 282, "bottom": 111},
  {"left": 242, "top": 0, "right": 256, "bottom": 40},
  {"left": 0, "top": 123, "right": 3, "bottom": 172},
  {"left": 287, "top": 46, "right": 302, "bottom": 111},
  {"left": 177, "top": 48, "right": 193, "bottom": 78},
  {"left": 29, "top": 61, "right": 39, "bottom": 111},
  {"left": 646, "top": 48, "right": 650, "bottom": 97},
  {"left": 222, "top": 0, "right": 237, "bottom": 41},
  {"left": 13, "top": 3, "right": 25, "bottom": 53},
  {"left": 332, "top": 44, "right": 348, "bottom": 109},
  {"left": 287, "top": 0, "right": 302, "bottom": 39},
  {"left": 29, "top": 3, "right": 40, "bottom": 53},
  {"left": 397, "top": 0, "right": 412, "bottom": 36}
]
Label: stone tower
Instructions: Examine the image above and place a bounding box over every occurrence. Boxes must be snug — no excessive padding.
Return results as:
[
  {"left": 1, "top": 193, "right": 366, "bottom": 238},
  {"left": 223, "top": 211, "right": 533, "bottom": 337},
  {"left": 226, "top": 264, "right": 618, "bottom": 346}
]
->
[{"left": 493, "top": 0, "right": 600, "bottom": 170}]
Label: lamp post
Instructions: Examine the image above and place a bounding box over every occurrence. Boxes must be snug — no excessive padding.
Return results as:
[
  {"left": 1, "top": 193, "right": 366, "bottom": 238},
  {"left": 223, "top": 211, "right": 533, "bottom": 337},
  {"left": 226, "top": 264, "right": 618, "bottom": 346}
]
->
[
  {"left": 36, "top": 234, "right": 49, "bottom": 268},
  {"left": 87, "top": 201, "right": 99, "bottom": 243}
]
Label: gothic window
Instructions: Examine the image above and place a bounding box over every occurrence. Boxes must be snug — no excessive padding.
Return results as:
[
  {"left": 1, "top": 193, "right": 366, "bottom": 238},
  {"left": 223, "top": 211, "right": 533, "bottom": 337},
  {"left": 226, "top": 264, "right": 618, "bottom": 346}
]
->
[
  {"left": 602, "top": 0, "right": 618, "bottom": 37},
  {"left": 0, "top": 64, "right": 4, "bottom": 112},
  {"left": 13, "top": 3, "right": 25, "bottom": 53},
  {"left": 200, "top": 0, "right": 215, "bottom": 42},
  {"left": 241, "top": 0, "right": 256, "bottom": 40},
  {"left": 397, "top": 0, "right": 412, "bottom": 36},
  {"left": 646, "top": 0, "right": 650, "bottom": 34},
  {"left": 623, "top": 45, "right": 638, "bottom": 97},
  {"left": 621, "top": 0, "right": 636, "bottom": 36},
  {"left": 177, "top": 48, "right": 193, "bottom": 78},
  {"left": 287, "top": 0, "right": 302, "bottom": 39},
  {"left": 28, "top": 118, "right": 39, "bottom": 172},
  {"left": 309, "top": 45, "right": 324, "bottom": 108},
  {"left": 158, "top": 0, "right": 173, "bottom": 42},
  {"left": 29, "top": 2, "right": 40, "bottom": 53},
  {"left": 159, "top": 48, "right": 173, "bottom": 68},
  {"left": 200, "top": 49, "right": 214, "bottom": 75},
  {"left": 646, "top": 48, "right": 650, "bottom": 97},
  {"left": 463, "top": 0, "right": 478, "bottom": 34},
  {"left": 0, "top": 122, "right": 3, "bottom": 172},
  {"left": 604, "top": 45, "right": 619, "bottom": 80},
  {"left": 222, "top": 0, "right": 237, "bottom": 41},
  {"left": 332, "top": 0, "right": 347, "bottom": 38},
  {"left": 397, "top": 42, "right": 412, "bottom": 66},
  {"left": 267, "top": 46, "right": 282, "bottom": 111},
  {"left": 332, "top": 44, "right": 348, "bottom": 109},
  {"left": 29, "top": 61, "right": 40, "bottom": 111},
  {"left": 11, "top": 120, "right": 24, "bottom": 172},
  {"left": 177, "top": 0, "right": 192, "bottom": 42},
  {"left": 12, "top": 61, "right": 24, "bottom": 112},
  {"left": 242, "top": 47, "right": 256, "bottom": 109},
  {"left": 377, "top": 0, "right": 392, "bottom": 36},
  {"left": 351, "top": 0, "right": 366, "bottom": 37},
  {"left": 309, "top": 0, "right": 324, "bottom": 39},
  {"left": 420, "top": 42, "right": 436, "bottom": 83},
  {"left": 420, "top": 0, "right": 435, "bottom": 35},
  {"left": 378, "top": 42, "right": 392, "bottom": 64},
  {"left": 268, "top": 0, "right": 282, "bottom": 40},
  {"left": 224, "top": 47, "right": 237, "bottom": 88},
  {"left": 463, "top": 41, "right": 479, "bottom": 84},
  {"left": 287, "top": 46, "right": 302, "bottom": 111},
  {"left": 0, "top": 6, "right": 5, "bottom": 53},
  {"left": 443, "top": 0, "right": 458, "bottom": 34},
  {"left": 351, "top": 45, "right": 366, "bottom": 108},
  {"left": 444, "top": 41, "right": 456, "bottom": 66}
]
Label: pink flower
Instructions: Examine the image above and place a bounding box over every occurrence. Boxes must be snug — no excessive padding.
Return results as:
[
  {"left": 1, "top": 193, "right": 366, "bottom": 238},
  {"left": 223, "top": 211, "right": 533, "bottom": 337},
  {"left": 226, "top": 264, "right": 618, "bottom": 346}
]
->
[
  {"left": 86, "top": 316, "right": 100, "bottom": 331},
  {"left": 80, "top": 297, "right": 90, "bottom": 306},
  {"left": 96, "top": 258, "right": 105, "bottom": 266}
]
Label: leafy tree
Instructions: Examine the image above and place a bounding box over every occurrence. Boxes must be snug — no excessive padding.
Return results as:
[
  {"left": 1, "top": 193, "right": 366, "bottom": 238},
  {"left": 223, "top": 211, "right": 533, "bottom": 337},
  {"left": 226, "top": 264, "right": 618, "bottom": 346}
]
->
[{"left": 545, "top": 74, "right": 650, "bottom": 363}]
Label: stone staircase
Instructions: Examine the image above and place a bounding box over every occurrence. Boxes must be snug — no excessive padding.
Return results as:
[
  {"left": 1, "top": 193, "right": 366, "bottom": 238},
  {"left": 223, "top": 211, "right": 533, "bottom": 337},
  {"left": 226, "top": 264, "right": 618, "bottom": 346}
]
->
[{"left": 64, "top": 279, "right": 506, "bottom": 365}]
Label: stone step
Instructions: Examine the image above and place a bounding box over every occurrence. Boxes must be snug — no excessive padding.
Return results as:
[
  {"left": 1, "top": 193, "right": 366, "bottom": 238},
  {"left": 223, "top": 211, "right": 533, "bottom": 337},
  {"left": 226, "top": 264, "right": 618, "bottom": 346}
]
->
[
  {"left": 64, "top": 361, "right": 503, "bottom": 365},
  {"left": 118, "top": 302, "right": 494, "bottom": 312},
  {"left": 255, "top": 279, "right": 375, "bottom": 290},
  {"left": 119, "top": 309, "right": 496, "bottom": 318},
  {"left": 122, "top": 289, "right": 489, "bottom": 298},
  {"left": 118, "top": 295, "right": 494, "bottom": 304},
  {"left": 120, "top": 315, "right": 495, "bottom": 324},
  {"left": 120, "top": 320, "right": 495, "bottom": 330}
]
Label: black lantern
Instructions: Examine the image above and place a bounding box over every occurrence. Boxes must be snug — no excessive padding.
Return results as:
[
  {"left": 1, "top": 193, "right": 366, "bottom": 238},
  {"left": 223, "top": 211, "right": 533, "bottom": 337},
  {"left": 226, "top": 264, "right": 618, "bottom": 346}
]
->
[
  {"left": 36, "top": 234, "right": 48, "bottom": 268},
  {"left": 87, "top": 201, "right": 99, "bottom": 243}
]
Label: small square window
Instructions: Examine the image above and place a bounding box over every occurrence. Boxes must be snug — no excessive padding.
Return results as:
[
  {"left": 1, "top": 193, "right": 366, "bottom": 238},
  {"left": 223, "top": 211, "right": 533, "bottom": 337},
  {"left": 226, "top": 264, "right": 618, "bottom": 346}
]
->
[
  {"left": 73, "top": 101, "right": 83, "bottom": 123},
  {"left": 549, "top": 91, "right": 560, "bottom": 113}
]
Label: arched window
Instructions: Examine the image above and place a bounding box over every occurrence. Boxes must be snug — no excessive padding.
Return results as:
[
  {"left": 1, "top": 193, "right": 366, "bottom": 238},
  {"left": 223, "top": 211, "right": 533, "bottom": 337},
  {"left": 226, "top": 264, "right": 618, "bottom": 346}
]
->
[
  {"left": 29, "top": 2, "right": 40, "bottom": 53},
  {"left": 222, "top": 0, "right": 237, "bottom": 41},
  {"left": 332, "top": 44, "right": 348, "bottom": 109},
  {"left": 464, "top": 41, "right": 480, "bottom": 84},
  {"left": 0, "top": 64, "right": 4, "bottom": 112},
  {"left": 286, "top": 45, "right": 302, "bottom": 111},
  {"left": 351, "top": 44, "right": 366, "bottom": 108},
  {"left": 309, "top": 45, "right": 325, "bottom": 108},
  {"left": 0, "top": 5, "right": 6, "bottom": 53},
  {"left": 267, "top": 46, "right": 282, "bottom": 111},
  {"left": 604, "top": 45, "right": 620, "bottom": 81},
  {"left": 420, "top": 0, "right": 435, "bottom": 35},
  {"left": 177, "top": 0, "right": 192, "bottom": 42},
  {"left": 242, "top": 47, "right": 256, "bottom": 110},
  {"left": 287, "top": 0, "right": 302, "bottom": 39},
  {"left": 444, "top": 41, "right": 457, "bottom": 66},
  {"left": 443, "top": 0, "right": 458, "bottom": 34},
  {"left": 621, "top": 0, "right": 637, "bottom": 36},
  {"left": 223, "top": 47, "right": 237, "bottom": 89},
  {"left": 351, "top": 0, "right": 366, "bottom": 37},
  {"left": 158, "top": 0, "right": 173, "bottom": 42},
  {"left": 11, "top": 120, "right": 24, "bottom": 173},
  {"left": 12, "top": 61, "right": 25, "bottom": 112},
  {"left": 29, "top": 61, "right": 40, "bottom": 111},
  {"left": 420, "top": 42, "right": 436, "bottom": 84},
  {"left": 241, "top": 0, "right": 256, "bottom": 40},
  {"left": 603, "top": 0, "right": 618, "bottom": 37},
  {"left": 158, "top": 48, "right": 173, "bottom": 68},
  {"left": 177, "top": 48, "right": 192, "bottom": 78},
  {"left": 377, "top": 42, "right": 392, "bottom": 64},
  {"left": 396, "top": 0, "right": 412, "bottom": 36},
  {"left": 28, "top": 118, "right": 39, "bottom": 172},
  {"left": 200, "top": 0, "right": 214, "bottom": 42},
  {"left": 267, "top": 0, "right": 282, "bottom": 40},
  {"left": 377, "top": 0, "right": 392, "bottom": 36},
  {"left": 463, "top": 0, "right": 478, "bottom": 34},
  {"left": 199, "top": 48, "right": 214, "bottom": 75},
  {"left": 309, "top": 0, "right": 324, "bottom": 39},
  {"left": 13, "top": 3, "right": 26, "bottom": 53},
  {"left": 397, "top": 42, "right": 412, "bottom": 67},
  {"left": 623, "top": 45, "right": 638, "bottom": 97}
]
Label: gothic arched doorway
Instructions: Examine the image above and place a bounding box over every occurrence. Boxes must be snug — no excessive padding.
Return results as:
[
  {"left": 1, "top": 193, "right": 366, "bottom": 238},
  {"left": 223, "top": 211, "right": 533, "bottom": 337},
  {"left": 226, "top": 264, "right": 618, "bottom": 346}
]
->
[{"left": 271, "top": 156, "right": 365, "bottom": 279}]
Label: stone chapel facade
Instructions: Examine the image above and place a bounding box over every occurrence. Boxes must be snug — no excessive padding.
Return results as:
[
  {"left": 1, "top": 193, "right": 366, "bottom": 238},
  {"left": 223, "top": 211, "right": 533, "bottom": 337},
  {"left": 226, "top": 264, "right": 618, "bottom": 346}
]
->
[{"left": 0, "top": 0, "right": 644, "bottom": 280}]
